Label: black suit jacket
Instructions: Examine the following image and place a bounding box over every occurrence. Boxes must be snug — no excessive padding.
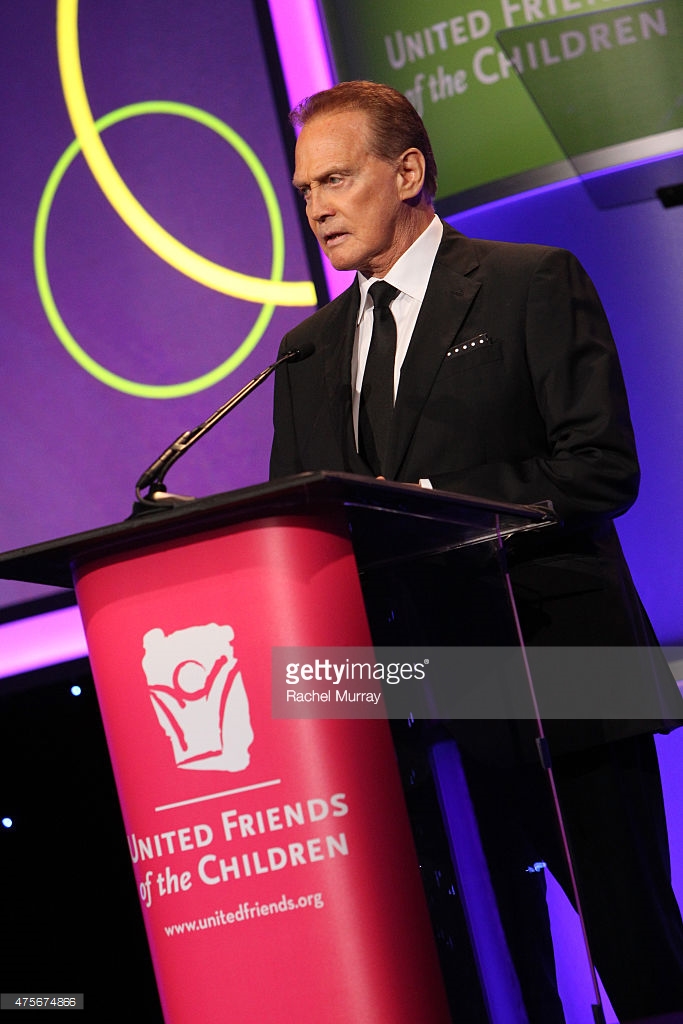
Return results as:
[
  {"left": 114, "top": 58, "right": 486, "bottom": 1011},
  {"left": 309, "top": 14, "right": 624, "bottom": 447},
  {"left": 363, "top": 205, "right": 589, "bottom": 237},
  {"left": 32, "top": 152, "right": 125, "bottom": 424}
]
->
[{"left": 270, "top": 223, "right": 683, "bottom": 744}]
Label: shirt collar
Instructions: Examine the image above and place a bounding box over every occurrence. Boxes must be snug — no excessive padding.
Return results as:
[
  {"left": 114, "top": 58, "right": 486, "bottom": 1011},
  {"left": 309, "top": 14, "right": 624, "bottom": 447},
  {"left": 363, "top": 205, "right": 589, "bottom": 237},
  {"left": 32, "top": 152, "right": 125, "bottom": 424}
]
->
[{"left": 356, "top": 215, "right": 443, "bottom": 324}]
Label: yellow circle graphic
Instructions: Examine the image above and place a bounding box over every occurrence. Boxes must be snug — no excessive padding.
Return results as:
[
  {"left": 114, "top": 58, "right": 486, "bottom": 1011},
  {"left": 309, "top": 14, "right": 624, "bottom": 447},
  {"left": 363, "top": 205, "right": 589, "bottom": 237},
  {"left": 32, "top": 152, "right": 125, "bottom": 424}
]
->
[
  {"left": 35, "top": 0, "right": 318, "bottom": 398},
  {"left": 56, "top": 0, "right": 316, "bottom": 307},
  {"left": 35, "top": 103, "right": 289, "bottom": 398}
]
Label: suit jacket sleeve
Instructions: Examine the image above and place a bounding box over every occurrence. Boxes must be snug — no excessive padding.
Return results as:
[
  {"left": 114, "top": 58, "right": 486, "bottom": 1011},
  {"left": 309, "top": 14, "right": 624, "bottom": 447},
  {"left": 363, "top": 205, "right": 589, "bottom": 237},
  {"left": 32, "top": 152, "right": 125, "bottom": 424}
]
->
[{"left": 424, "top": 245, "right": 640, "bottom": 525}]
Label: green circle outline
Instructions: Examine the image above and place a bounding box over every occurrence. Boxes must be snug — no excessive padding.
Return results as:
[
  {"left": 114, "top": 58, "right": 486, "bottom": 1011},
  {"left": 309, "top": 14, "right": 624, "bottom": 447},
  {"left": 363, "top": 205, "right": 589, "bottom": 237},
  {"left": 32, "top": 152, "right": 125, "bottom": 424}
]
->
[{"left": 33, "top": 101, "right": 284, "bottom": 399}]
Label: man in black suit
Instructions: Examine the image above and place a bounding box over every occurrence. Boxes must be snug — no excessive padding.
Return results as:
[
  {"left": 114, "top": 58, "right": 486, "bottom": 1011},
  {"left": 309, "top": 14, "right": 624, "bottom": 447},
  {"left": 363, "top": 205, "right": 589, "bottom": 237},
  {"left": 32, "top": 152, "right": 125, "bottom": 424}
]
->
[{"left": 270, "top": 80, "right": 683, "bottom": 1022}]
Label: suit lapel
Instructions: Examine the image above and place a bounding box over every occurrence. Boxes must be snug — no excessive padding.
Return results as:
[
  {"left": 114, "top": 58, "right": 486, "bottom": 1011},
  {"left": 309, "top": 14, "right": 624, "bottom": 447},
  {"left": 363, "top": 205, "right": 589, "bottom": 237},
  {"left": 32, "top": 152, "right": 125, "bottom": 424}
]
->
[{"left": 384, "top": 227, "right": 481, "bottom": 480}]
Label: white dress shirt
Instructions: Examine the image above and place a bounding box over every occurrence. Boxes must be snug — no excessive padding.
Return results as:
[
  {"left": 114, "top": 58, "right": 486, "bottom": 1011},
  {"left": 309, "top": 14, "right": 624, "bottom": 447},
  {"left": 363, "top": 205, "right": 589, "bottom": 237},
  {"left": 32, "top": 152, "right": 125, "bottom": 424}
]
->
[{"left": 352, "top": 215, "right": 443, "bottom": 452}]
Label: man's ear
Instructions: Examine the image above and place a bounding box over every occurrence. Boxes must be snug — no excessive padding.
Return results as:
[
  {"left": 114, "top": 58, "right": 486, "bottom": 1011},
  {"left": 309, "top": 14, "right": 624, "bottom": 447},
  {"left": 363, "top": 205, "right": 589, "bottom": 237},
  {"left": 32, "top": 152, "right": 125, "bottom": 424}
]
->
[{"left": 396, "top": 147, "right": 426, "bottom": 201}]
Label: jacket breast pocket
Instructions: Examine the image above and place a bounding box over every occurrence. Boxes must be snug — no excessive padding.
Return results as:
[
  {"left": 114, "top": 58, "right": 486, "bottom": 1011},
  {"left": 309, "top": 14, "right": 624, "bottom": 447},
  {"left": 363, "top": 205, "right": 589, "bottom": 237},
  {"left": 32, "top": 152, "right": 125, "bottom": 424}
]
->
[{"left": 440, "top": 332, "right": 502, "bottom": 377}]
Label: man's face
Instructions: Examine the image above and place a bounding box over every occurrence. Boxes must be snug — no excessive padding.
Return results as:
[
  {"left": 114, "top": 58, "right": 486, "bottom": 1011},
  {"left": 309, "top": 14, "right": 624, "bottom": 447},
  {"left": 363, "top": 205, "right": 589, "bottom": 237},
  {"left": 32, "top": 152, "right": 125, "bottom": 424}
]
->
[{"left": 293, "top": 109, "right": 414, "bottom": 279}]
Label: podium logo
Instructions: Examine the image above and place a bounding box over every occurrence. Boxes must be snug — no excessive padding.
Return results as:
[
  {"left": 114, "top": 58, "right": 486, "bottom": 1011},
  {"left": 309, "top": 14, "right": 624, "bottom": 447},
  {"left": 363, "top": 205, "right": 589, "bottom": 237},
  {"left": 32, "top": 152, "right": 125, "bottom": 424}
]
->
[{"left": 142, "top": 624, "right": 254, "bottom": 772}]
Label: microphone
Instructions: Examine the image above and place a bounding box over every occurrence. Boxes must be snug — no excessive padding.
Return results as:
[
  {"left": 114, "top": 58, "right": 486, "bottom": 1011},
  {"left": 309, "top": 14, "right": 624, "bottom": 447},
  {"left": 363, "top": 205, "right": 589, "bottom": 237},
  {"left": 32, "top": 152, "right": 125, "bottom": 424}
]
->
[{"left": 132, "top": 342, "right": 314, "bottom": 512}]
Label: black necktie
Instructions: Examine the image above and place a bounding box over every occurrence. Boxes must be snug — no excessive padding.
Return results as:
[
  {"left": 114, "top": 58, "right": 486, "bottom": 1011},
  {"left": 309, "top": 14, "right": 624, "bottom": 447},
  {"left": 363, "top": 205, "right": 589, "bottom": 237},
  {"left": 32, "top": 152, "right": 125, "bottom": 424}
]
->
[{"left": 358, "top": 280, "right": 399, "bottom": 476}]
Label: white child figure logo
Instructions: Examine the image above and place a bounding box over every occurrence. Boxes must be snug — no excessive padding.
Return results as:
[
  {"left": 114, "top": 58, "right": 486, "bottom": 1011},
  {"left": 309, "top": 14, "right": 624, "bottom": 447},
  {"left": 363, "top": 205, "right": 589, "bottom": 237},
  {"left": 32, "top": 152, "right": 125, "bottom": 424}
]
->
[{"left": 142, "top": 624, "right": 253, "bottom": 772}]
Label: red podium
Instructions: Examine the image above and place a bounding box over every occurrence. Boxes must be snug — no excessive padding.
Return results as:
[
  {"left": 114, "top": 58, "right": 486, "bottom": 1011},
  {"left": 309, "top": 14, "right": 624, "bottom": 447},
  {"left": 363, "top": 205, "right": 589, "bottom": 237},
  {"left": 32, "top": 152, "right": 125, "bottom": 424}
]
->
[{"left": 0, "top": 473, "right": 553, "bottom": 1024}]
